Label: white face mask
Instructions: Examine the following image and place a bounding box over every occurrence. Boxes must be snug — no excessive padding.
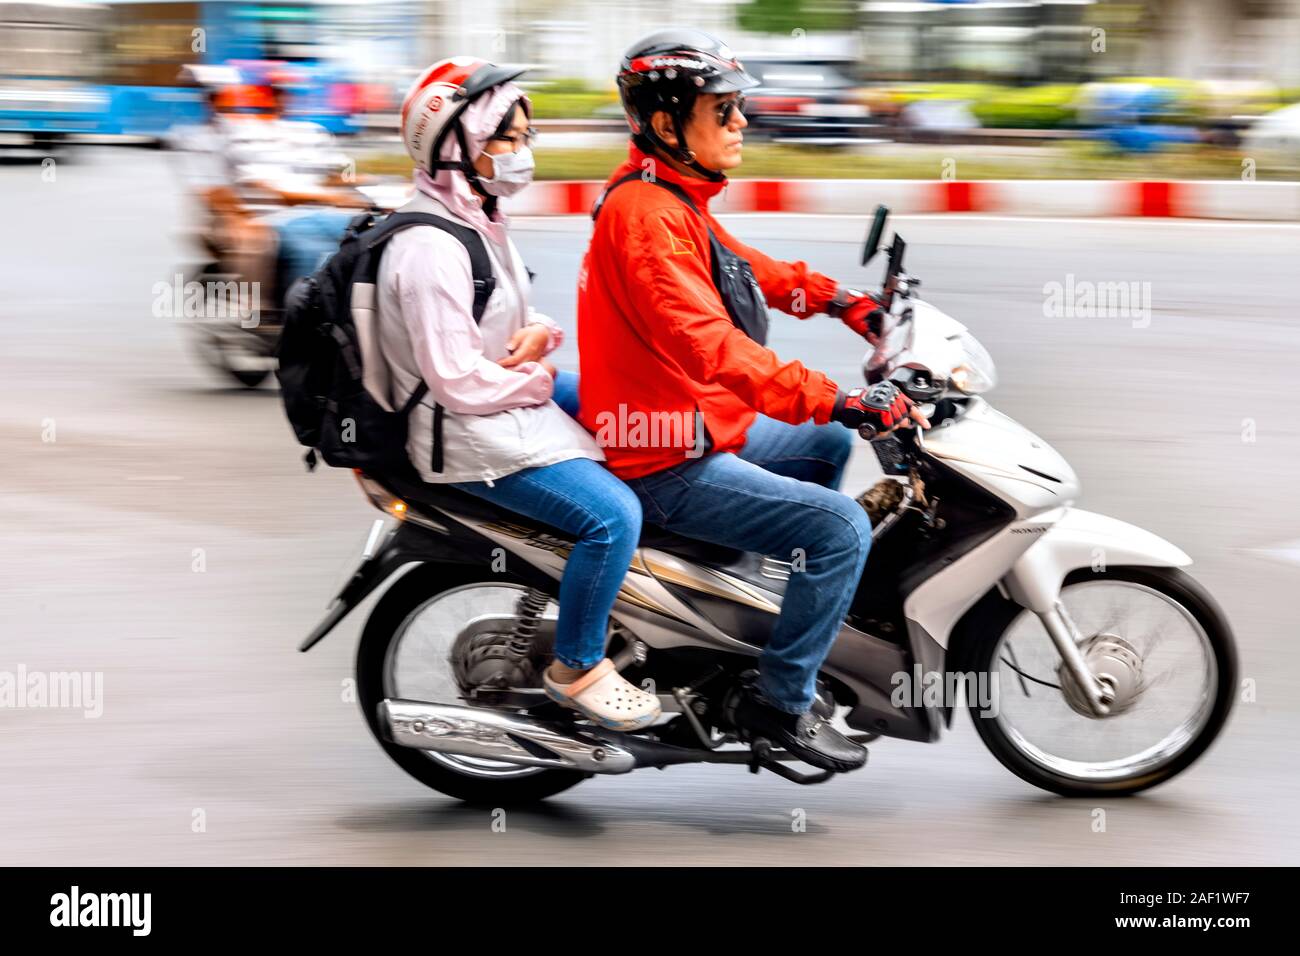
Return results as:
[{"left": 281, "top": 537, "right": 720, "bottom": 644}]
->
[{"left": 479, "top": 145, "right": 535, "bottom": 197}]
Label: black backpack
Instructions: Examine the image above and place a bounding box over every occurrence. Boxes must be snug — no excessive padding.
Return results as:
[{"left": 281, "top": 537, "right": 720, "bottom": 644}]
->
[{"left": 275, "top": 211, "right": 495, "bottom": 478}]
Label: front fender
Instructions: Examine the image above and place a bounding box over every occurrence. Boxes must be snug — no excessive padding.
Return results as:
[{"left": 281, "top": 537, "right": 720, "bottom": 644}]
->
[{"left": 1001, "top": 508, "right": 1191, "bottom": 613}]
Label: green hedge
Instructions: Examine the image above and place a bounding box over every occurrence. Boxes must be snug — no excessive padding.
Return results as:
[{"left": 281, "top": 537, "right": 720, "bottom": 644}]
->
[
  {"left": 888, "top": 83, "right": 1078, "bottom": 129},
  {"left": 970, "top": 85, "right": 1079, "bottom": 129},
  {"left": 525, "top": 78, "right": 618, "bottom": 119}
]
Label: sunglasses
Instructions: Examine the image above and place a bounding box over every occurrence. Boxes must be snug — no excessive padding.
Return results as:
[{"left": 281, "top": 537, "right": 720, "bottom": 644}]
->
[{"left": 713, "top": 94, "right": 746, "bottom": 127}]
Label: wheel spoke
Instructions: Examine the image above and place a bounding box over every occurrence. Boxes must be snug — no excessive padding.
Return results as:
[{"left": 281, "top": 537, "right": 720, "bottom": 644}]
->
[{"left": 987, "top": 578, "right": 1219, "bottom": 782}]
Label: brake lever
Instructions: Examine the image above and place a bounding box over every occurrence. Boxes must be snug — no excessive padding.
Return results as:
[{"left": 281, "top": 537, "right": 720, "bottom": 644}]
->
[{"left": 858, "top": 421, "right": 926, "bottom": 446}]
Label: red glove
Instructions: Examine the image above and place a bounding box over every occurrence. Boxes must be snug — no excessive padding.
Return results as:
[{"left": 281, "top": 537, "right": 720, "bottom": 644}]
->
[
  {"left": 831, "top": 382, "right": 914, "bottom": 438},
  {"left": 839, "top": 294, "right": 884, "bottom": 341}
]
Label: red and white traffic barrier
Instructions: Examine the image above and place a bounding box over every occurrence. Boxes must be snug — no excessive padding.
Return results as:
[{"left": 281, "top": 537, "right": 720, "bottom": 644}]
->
[{"left": 506, "top": 179, "right": 1300, "bottom": 220}]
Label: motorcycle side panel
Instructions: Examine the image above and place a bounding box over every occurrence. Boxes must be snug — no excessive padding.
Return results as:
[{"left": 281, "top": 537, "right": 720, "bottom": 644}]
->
[
  {"left": 901, "top": 509, "right": 1066, "bottom": 651},
  {"left": 825, "top": 622, "right": 934, "bottom": 741},
  {"left": 463, "top": 517, "right": 787, "bottom": 655},
  {"left": 1000, "top": 507, "right": 1192, "bottom": 613}
]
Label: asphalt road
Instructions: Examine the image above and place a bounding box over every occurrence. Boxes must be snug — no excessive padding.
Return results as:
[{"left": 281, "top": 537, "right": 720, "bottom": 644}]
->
[{"left": 2, "top": 147, "right": 1298, "bottom": 865}]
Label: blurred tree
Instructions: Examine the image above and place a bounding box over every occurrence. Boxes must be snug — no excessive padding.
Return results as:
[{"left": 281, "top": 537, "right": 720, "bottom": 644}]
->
[{"left": 736, "top": 0, "right": 855, "bottom": 35}]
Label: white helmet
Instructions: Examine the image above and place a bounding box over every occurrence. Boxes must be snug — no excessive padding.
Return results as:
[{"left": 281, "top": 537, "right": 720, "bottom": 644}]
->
[{"left": 400, "top": 57, "right": 527, "bottom": 176}]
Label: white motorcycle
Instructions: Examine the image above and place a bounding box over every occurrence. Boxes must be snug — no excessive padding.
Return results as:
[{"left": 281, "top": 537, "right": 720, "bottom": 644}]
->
[{"left": 298, "top": 205, "right": 1237, "bottom": 804}]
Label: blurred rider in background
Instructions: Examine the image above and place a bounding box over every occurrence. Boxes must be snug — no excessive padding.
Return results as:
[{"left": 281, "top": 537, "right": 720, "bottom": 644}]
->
[{"left": 174, "top": 64, "right": 371, "bottom": 317}]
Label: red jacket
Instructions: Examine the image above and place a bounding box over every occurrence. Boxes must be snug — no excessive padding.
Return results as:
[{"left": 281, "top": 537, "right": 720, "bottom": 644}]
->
[{"left": 577, "top": 144, "right": 843, "bottom": 479}]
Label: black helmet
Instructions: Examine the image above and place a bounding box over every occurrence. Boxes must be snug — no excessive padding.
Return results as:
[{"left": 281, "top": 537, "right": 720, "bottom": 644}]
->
[{"left": 617, "top": 29, "right": 758, "bottom": 181}]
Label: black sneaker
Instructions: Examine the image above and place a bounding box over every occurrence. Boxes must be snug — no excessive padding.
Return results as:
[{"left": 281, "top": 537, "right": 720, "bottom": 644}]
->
[{"left": 733, "top": 686, "right": 867, "bottom": 774}]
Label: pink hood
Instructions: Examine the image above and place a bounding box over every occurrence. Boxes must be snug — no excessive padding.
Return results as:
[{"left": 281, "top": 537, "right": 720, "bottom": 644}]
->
[{"left": 414, "top": 82, "right": 530, "bottom": 245}]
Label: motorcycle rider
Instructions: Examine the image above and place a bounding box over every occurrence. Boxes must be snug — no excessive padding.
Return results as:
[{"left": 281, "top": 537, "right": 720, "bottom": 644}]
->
[
  {"left": 377, "top": 58, "right": 659, "bottom": 731},
  {"left": 175, "top": 65, "right": 368, "bottom": 314},
  {"left": 577, "top": 29, "right": 928, "bottom": 772}
]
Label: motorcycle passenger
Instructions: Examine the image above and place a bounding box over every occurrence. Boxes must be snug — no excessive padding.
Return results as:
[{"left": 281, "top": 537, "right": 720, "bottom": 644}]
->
[
  {"left": 375, "top": 58, "right": 658, "bottom": 730},
  {"left": 577, "top": 29, "right": 929, "bottom": 771}
]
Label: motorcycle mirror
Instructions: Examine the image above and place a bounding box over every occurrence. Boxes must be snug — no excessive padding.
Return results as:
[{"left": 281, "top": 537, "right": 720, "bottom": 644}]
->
[{"left": 862, "top": 204, "right": 889, "bottom": 266}]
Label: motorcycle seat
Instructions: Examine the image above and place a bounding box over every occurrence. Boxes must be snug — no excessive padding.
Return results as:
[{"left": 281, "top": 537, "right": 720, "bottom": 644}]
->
[
  {"left": 383, "top": 473, "right": 545, "bottom": 529},
  {"left": 636, "top": 525, "right": 746, "bottom": 566}
]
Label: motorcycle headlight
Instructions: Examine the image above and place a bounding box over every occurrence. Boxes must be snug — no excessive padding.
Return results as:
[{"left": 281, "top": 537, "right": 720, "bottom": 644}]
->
[{"left": 949, "top": 331, "right": 997, "bottom": 394}]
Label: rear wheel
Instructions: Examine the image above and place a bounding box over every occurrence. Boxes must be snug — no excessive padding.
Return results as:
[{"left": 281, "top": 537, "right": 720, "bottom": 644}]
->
[
  {"left": 356, "top": 564, "right": 587, "bottom": 804},
  {"left": 962, "top": 567, "right": 1237, "bottom": 796},
  {"left": 182, "top": 264, "right": 275, "bottom": 389},
  {"left": 185, "top": 325, "right": 273, "bottom": 388}
]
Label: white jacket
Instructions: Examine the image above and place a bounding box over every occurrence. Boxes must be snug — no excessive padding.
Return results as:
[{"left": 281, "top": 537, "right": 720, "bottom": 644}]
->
[{"left": 362, "top": 190, "right": 603, "bottom": 484}]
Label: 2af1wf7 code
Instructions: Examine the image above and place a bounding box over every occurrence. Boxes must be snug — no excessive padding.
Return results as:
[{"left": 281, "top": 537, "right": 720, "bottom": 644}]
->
[{"left": 1121, "top": 893, "right": 1252, "bottom": 907}]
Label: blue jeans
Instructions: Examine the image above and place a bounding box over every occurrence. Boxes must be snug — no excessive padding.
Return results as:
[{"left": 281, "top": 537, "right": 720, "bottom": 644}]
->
[
  {"left": 552, "top": 369, "right": 580, "bottom": 418},
  {"left": 266, "top": 208, "right": 355, "bottom": 290},
  {"left": 451, "top": 450, "right": 641, "bottom": 671},
  {"left": 626, "top": 416, "right": 871, "bottom": 713}
]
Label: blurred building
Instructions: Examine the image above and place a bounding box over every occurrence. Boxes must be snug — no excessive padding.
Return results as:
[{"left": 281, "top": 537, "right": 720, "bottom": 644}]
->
[
  {"left": 409, "top": 0, "right": 1300, "bottom": 89},
  {"left": 859, "top": 0, "right": 1300, "bottom": 86},
  {"left": 416, "top": 0, "right": 859, "bottom": 86},
  {"left": 1138, "top": 0, "right": 1300, "bottom": 84},
  {"left": 7, "top": 0, "right": 1300, "bottom": 147}
]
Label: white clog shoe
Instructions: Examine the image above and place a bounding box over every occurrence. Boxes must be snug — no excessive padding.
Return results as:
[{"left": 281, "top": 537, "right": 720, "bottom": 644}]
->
[{"left": 543, "top": 658, "right": 661, "bottom": 731}]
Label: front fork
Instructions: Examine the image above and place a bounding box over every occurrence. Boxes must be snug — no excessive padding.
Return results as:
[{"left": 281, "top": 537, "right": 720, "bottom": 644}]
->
[
  {"left": 1037, "top": 602, "right": 1113, "bottom": 717},
  {"left": 1000, "top": 508, "right": 1193, "bottom": 718}
]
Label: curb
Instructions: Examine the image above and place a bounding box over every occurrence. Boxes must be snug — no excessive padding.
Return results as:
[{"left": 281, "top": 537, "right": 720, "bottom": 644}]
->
[{"left": 505, "top": 179, "right": 1300, "bottom": 220}]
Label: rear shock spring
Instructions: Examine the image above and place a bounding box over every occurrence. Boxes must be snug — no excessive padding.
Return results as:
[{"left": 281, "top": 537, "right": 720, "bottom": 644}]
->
[{"left": 509, "top": 587, "right": 550, "bottom": 655}]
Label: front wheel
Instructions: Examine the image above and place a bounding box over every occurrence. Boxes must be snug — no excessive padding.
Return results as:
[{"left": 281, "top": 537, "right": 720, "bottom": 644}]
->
[
  {"left": 963, "top": 566, "right": 1237, "bottom": 797},
  {"left": 355, "top": 564, "right": 588, "bottom": 805}
]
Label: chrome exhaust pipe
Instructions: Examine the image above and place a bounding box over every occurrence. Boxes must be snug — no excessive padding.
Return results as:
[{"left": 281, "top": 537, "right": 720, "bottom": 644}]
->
[{"left": 378, "top": 699, "right": 636, "bottom": 774}]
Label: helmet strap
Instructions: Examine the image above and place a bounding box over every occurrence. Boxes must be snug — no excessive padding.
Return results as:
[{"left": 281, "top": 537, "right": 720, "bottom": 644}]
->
[
  {"left": 453, "top": 120, "right": 499, "bottom": 216},
  {"left": 638, "top": 114, "right": 725, "bottom": 183},
  {"left": 672, "top": 113, "right": 725, "bottom": 182},
  {"left": 427, "top": 116, "right": 499, "bottom": 215}
]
